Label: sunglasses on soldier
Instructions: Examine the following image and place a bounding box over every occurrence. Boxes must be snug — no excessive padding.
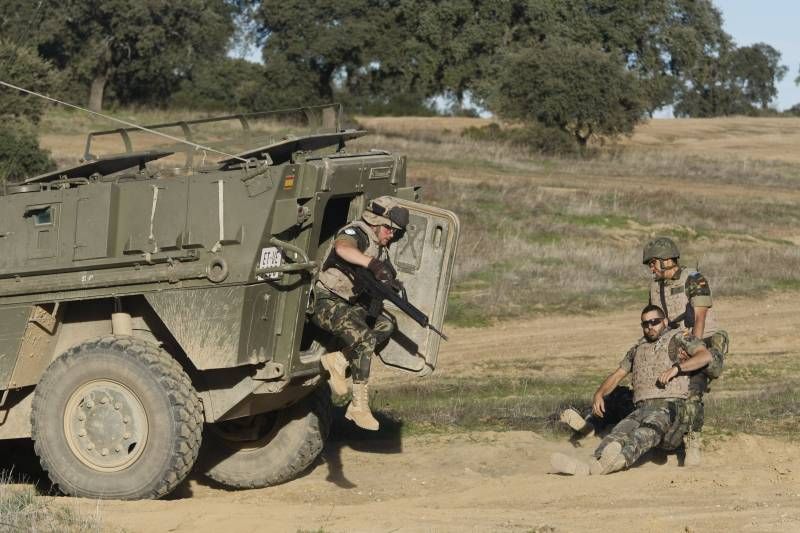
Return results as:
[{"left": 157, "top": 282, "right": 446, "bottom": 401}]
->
[{"left": 641, "top": 318, "right": 662, "bottom": 328}]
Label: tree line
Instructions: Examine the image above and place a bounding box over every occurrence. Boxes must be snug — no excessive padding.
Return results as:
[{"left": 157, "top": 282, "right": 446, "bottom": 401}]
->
[{"left": 0, "top": 0, "right": 797, "bottom": 175}]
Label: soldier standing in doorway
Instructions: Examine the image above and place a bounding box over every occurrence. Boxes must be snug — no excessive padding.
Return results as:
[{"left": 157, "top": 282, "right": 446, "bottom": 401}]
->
[{"left": 312, "top": 196, "right": 409, "bottom": 431}]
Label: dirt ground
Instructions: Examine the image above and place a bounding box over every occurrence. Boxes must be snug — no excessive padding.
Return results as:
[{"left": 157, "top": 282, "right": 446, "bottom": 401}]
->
[{"left": 63, "top": 292, "right": 796, "bottom": 533}]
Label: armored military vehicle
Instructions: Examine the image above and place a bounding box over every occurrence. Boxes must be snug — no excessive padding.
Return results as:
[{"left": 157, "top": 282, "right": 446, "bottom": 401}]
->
[{"left": 0, "top": 104, "right": 459, "bottom": 499}]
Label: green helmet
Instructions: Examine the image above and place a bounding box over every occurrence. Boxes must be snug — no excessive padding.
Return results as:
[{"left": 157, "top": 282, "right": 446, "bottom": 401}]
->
[
  {"left": 642, "top": 237, "right": 680, "bottom": 265},
  {"left": 362, "top": 196, "right": 409, "bottom": 230}
]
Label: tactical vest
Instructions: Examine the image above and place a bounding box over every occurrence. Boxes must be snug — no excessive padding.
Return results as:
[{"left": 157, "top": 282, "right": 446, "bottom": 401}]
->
[
  {"left": 649, "top": 268, "right": 718, "bottom": 338},
  {"left": 316, "top": 220, "right": 388, "bottom": 301},
  {"left": 631, "top": 329, "right": 689, "bottom": 404}
]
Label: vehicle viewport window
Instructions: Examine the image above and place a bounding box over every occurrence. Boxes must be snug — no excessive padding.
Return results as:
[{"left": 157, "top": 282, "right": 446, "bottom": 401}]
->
[{"left": 29, "top": 207, "right": 53, "bottom": 226}]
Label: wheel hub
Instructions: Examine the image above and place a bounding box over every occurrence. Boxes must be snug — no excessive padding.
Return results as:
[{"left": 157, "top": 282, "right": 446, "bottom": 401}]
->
[{"left": 64, "top": 380, "right": 149, "bottom": 472}]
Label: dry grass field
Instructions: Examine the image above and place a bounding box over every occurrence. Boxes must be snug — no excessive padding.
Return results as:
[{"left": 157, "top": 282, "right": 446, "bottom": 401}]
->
[
  {"left": 360, "top": 114, "right": 800, "bottom": 164},
  {"left": 353, "top": 115, "right": 800, "bottom": 325},
  {"left": 14, "top": 111, "right": 800, "bottom": 531}
]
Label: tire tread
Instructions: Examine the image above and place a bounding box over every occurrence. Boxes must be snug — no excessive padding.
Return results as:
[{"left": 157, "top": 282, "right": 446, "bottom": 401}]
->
[
  {"left": 205, "top": 384, "right": 332, "bottom": 488},
  {"left": 31, "top": 336, "right": 203, "bottom": 499}
]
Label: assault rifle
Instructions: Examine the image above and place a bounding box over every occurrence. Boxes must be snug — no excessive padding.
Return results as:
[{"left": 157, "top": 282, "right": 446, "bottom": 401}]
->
[{"left": 352, "top": 267, "right": 448, "bottom": 341}]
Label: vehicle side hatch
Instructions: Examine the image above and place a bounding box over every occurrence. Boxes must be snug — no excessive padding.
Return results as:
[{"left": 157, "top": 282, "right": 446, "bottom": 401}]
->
[{"left": 377, "top": 199, "right": 459, "bottom": 375}]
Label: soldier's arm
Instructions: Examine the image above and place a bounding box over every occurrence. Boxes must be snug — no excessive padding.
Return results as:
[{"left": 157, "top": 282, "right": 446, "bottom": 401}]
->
[
  {"left": 692, "top": 306, "right": 709, "bottom": 338},
  {"left": 592, "top": 368, "right": 629, "bottom": 418},
  {"left": 334, "top": 237, "right": 372, "bottom": 268},
  {"left": 658, "top": 337, "right": 713, "bottom": 384},
  {"left": 686, "top": 272, "right": 713, "bottom": 338}
]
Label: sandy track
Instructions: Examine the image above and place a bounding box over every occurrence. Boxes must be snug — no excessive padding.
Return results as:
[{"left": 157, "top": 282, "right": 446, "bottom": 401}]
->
[
  {"left": 82, "top": 293, "right": 800, "bottom": 532},
  {"left": 97, "top": 432, "right": 800, "bottom": 533}
]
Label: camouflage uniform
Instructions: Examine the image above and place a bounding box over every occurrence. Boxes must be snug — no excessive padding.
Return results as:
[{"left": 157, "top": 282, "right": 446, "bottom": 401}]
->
[
  {"left": 650, "top": 267, "right": 730, "bottom": 433},
  {"left": 313, "top": 219, "right": 395, "bottom": 382},
  {"left": 594, "top": 329, "right": 705, "bottom": 468},
  {"left": 312, "top": 290, "right": 393, "bottom": 381}
]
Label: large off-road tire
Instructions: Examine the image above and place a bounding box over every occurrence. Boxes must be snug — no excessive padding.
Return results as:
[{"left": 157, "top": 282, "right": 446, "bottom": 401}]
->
[
  {"left": 31, "top": 336, "right": 203, "bottom": 500},
  {"left": 201, "top": 384, "right": 332, "bottom": 488}
]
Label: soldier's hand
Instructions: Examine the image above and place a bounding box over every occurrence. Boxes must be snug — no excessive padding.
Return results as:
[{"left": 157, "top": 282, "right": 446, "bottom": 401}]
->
[
  {"left": 389, "top": 278, "right": 404, "bottom": 293},
  {"left": 367, "top": 258, "right": 395, "bottom": 282},
  {"left": 658, "top": 366, "right": 679, "bottom": 386},
  {"left": 678, "top": 348, "right": 689, "bottom": 362},
  {"left": 592, "top": 394, "right": 606, "bottom": 418}
]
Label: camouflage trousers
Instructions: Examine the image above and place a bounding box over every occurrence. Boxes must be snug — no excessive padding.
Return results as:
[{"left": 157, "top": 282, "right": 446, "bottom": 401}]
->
[
  {"left": 585, "top": 386, "right": 635, "bottom": 432},
  {"left": 595, "top": 399, "right": 680, "bottom": 467},
  {"left": 311, "top": 291, "right": 394, "bottom": 382}
]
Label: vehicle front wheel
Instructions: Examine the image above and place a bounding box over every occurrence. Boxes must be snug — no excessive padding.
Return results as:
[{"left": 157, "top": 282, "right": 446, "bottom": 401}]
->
[{"left": 31, "top": 336, "right": 203, "bottom": 500}]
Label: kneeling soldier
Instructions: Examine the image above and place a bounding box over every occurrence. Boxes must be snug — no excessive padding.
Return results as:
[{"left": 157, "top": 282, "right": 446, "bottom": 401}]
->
[{"left": 642, "top": 237, "right": 729, "bottom": 465}]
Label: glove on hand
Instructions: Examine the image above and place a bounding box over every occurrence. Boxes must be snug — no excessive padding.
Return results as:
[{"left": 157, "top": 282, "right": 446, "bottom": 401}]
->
[{"left": 367, "top": 258, "right": 395, "bottom": 282}]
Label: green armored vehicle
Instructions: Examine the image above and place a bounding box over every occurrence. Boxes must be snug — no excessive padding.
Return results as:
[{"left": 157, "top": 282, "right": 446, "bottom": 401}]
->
[{"left": 0, "top": 105, "right": 459, "bottom": 499}]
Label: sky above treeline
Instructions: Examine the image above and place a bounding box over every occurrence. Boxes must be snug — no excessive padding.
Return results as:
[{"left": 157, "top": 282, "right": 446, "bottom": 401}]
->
[{"left": 715, "top": 0, "right": 799, "bottom": 110}]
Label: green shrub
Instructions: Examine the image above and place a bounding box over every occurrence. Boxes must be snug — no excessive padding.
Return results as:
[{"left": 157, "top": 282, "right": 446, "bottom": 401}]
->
[
  {"left": 0, "top": 40, "right": 60, "bottom": 124},
  {"left": 170, "top": 58, "right": 271, "bottom": 111},
  {"left": 461, "top": 122, "right": 579, "bottom": 155},
  {"left": 0, "top": 122, "right": 55, "bottom": 183},
  {"left": 339, "top": 92, "right": 438, "bottom": 117}
]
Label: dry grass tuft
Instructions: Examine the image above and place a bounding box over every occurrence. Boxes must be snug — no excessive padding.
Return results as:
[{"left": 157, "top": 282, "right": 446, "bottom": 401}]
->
[
  {"left": 374, "top": 359, "right": 800, "bottom": 441},
  {"left": 0, "top": 472, "right": 108, "bottom": 532}
]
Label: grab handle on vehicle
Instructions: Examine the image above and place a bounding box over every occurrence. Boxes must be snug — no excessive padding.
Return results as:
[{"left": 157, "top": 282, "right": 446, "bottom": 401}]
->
[{"left": 254, "top": 237, "right": 318, "bottom": 276}]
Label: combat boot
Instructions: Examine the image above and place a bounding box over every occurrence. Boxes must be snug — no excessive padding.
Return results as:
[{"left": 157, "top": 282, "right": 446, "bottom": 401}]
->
[
  {"left": 346, "top": 382, "right": 379, "bottom": 431},
  {"left": 320, "top": 351, "right": 349, "bottom": 397},
  {"left": 559, "top": 407, "right": 595, "bottom": 437},
  {"left": 589, "top": 441, "right": 627, "bottom": 475},
  {"left": 683, "top": 433, "right": 702, "bottom": 467}
]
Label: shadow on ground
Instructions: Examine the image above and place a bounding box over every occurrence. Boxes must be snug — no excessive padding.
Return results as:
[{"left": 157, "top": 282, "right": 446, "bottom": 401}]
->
[
  {"left": 1, "top": 404, "right": 405, "bottom": 499},
  {"left": 321, "top": 404, "right": 404, "bottom": 488},
  {"left": 0, "top": 438, "right": 53, "bottom": 493}
]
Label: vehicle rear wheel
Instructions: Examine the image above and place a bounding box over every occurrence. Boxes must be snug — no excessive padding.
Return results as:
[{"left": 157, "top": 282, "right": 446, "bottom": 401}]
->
[
  {"left": 201, "top": 385, "right": 332, "bottom": 488},
  {"left": 31, "top": 336, "right": 203, "bottom": 499}
]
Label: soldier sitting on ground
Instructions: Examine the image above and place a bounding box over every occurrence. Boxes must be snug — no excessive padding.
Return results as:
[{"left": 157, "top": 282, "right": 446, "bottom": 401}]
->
[
  {"left": 312, "top": 196, "right": 409, "bottom": 431},
  {"left": 560, "top": 237, "right": 729, "bottom": 466},
  {"left": 551, "top": 304, "right": 712, "bottom": 476}
]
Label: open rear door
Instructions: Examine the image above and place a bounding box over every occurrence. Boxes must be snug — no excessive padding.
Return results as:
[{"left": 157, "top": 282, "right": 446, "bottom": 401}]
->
[{"left": 376, "top": 199, "right": 459, "bottom": 375}]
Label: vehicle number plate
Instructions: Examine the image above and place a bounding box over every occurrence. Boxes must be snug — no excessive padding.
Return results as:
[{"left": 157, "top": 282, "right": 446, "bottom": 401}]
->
[{"left": 257, "top": 246, "right": 283, "bottom": 280}]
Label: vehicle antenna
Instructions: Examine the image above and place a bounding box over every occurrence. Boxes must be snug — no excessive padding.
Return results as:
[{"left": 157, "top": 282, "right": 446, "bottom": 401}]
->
[{"left": 0, "top": 80, "right": 248, "bottom": 163}]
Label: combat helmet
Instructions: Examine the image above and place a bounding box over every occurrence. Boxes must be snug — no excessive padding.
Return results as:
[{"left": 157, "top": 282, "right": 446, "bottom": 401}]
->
[
  {"left": 362, "top": 196, "right": 409, "bottom": 230},
  {"left": 642, "top": 237, "right": 680, "bottom": 265}
]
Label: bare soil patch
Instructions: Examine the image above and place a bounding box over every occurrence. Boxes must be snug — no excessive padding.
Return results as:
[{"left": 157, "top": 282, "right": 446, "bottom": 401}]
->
[{"left": 96, "top": 430, "right": 800, "bottom": 533}]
